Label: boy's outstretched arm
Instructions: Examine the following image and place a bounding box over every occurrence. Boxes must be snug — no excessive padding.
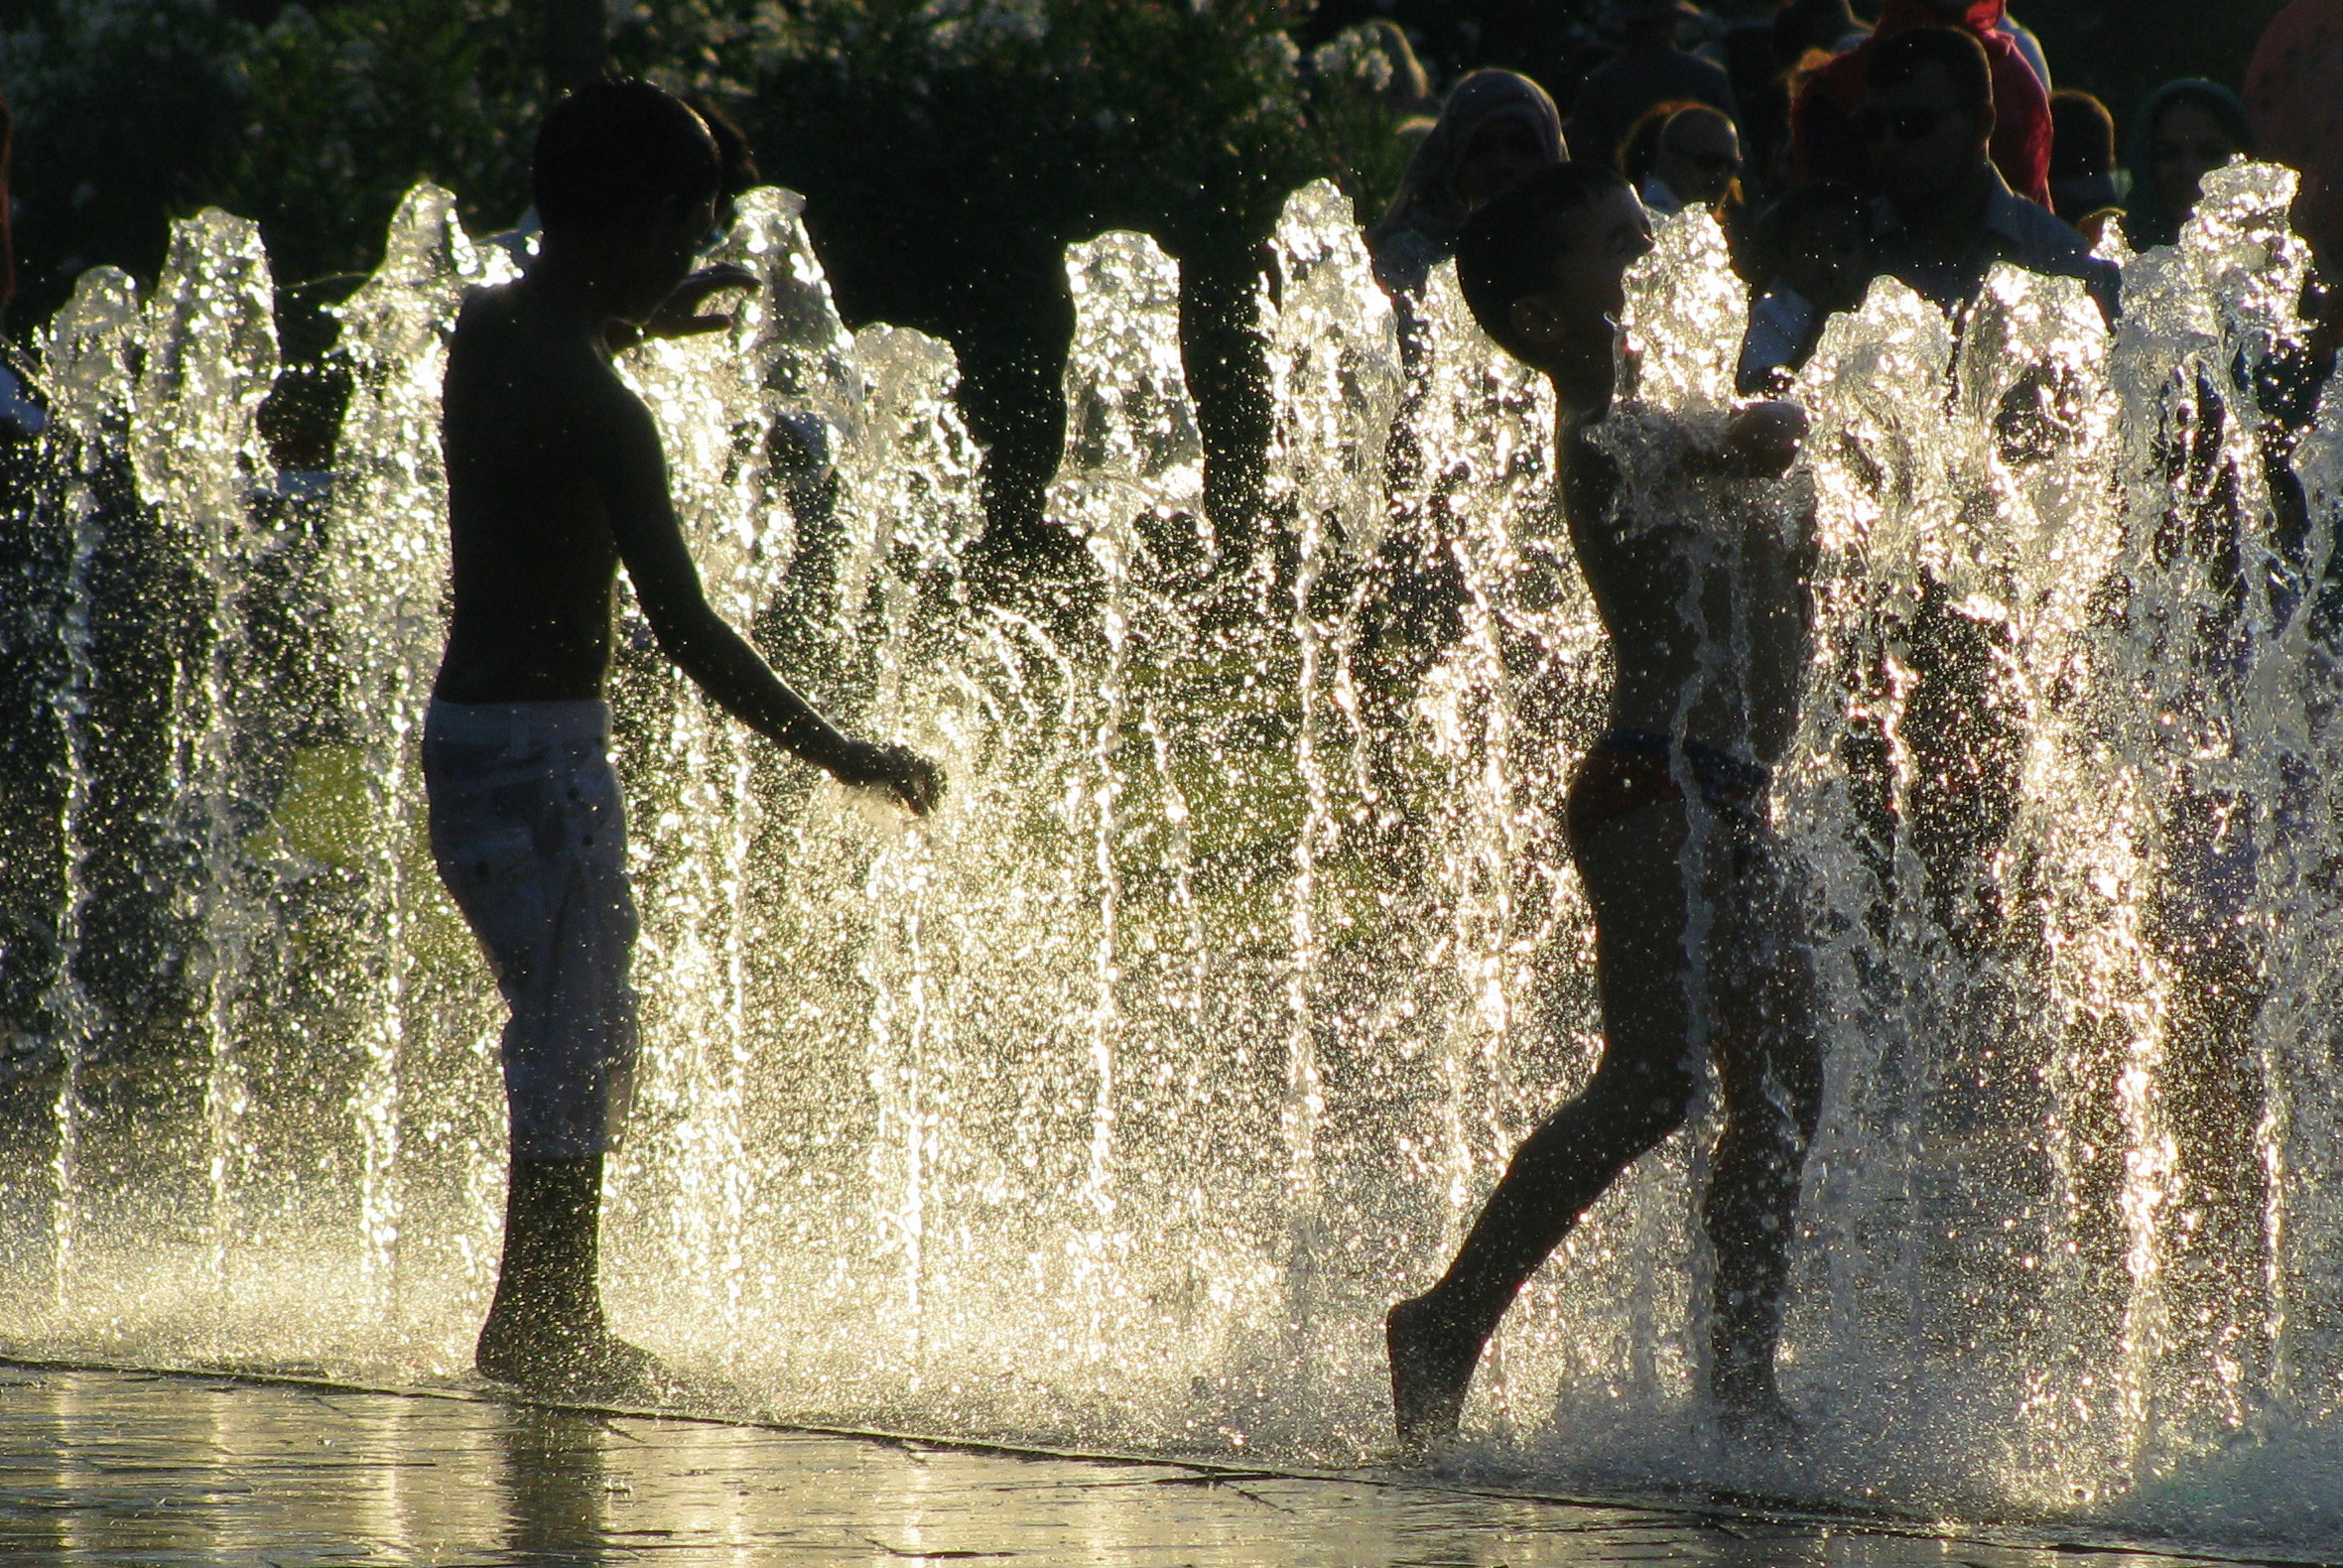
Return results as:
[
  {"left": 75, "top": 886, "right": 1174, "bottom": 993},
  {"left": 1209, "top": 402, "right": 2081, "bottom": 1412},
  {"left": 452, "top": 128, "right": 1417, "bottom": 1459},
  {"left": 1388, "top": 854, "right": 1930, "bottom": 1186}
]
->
[{"left": 596, "top": 393, "right": 945, "bottom": 815}]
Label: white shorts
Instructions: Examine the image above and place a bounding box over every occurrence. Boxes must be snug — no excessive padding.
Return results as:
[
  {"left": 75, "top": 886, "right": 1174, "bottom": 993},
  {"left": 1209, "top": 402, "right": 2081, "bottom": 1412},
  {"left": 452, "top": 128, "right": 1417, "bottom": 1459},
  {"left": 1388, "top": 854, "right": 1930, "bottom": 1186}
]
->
[{"left": 423, "top": 700, "right": 639, "bottom": 1159}]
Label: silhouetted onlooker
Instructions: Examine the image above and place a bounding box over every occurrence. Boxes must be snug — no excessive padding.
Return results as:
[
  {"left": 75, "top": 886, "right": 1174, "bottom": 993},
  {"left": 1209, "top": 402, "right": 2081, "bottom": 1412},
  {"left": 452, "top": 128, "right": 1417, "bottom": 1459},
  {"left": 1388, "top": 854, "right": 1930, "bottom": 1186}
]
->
[
  {"left": 1860, "top": 27, "right": 2111, "bottom": 317},
  {"left": 1625, "top": 102, "right": 1745, "bottom": 217},
  {"left": 2048, "top": 89, "right": 2124, "bottom": 242},
  {"left": 1795, "top": 0, "right": 2054, "bottom": 207},
  {"left": 1855, "top": 27, "right": 2111, "bottom": 954},
  {"left": 1567, "top": 1, "right": 1737, "bottom": 175},
  {"left": 1367, "top": 69, "right": 1567, "bottom": 293},
  {"left": 2124, "top": 81, "right": 2255, "bottom": 251},
  {"left": 1738, "top": 179, "right": 1871, "bottom": 390},
  {"left": 2248, "top": 0, "right": 2343, "bottom": 274}
]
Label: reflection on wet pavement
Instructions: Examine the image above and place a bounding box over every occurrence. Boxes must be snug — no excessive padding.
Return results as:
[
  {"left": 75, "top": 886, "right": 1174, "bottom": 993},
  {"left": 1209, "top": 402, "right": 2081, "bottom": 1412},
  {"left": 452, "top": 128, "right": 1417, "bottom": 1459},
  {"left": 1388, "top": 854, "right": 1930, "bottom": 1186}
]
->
[{"left": 0, "top": 1366, "right": 2224, "bottom": 1566}]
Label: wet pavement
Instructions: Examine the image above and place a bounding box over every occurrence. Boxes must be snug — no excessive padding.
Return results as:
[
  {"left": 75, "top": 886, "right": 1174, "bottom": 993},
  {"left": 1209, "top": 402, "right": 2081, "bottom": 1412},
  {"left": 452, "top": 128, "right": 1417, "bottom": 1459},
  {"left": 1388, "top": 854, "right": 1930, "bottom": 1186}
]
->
[{"left": 0, "top": 1364, "right": 2263, "bottom": 1566}]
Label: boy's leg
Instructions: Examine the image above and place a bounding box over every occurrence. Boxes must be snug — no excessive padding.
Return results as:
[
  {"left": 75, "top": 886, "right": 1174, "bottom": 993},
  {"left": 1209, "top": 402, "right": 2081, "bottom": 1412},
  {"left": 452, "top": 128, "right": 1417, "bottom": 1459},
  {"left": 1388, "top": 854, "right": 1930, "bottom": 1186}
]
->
[
  {"left": 1701, "top": 840, "right": 1823, "bottom": 1429},
  {"left": 1389, "top": 800, "right": 1703, "bottom": 1447},
  {"left": 426, "top": 709, "right": 658, "bottom": 1398},
  {"left": 475, "top": 1151, "right": 661, "bottom": 1395}
]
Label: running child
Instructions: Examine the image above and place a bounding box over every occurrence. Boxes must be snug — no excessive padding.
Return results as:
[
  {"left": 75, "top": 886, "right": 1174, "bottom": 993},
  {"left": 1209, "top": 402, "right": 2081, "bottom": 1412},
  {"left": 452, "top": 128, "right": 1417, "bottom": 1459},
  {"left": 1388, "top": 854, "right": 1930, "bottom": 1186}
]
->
[{"left": 1387, "top": 162, "right": 1824, "bottom": 1449}]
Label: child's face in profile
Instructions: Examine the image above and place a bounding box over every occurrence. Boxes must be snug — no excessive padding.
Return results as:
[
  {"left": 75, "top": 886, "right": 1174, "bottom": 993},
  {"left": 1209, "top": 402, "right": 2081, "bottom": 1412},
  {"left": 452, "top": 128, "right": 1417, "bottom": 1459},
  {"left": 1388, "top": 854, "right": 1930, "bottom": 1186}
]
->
[
  {"left": 1782, "top": 206, "right": 1869, "bottom": 312},
  {"left": 611, "top": 193, "right": 719, "bottom": 325},
  {"left": 1508, "top": 187, "right": 1654, "bottom": 380}
]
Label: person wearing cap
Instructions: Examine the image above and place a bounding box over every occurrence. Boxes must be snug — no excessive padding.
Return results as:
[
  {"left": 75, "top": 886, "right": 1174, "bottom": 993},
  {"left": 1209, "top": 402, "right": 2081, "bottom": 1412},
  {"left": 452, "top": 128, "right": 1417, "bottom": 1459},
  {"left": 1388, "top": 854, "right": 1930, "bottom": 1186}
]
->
[{"left": 1567, "top": 1, "right": 1738, "bottom": 176}]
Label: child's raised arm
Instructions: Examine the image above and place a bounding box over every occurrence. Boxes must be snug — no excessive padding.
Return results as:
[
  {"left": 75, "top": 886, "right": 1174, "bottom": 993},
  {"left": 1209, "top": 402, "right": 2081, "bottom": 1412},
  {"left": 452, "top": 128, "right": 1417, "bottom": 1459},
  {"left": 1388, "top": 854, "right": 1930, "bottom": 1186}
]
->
[{"left": 591, "top": 390, "right": 945, "bottom": 816}]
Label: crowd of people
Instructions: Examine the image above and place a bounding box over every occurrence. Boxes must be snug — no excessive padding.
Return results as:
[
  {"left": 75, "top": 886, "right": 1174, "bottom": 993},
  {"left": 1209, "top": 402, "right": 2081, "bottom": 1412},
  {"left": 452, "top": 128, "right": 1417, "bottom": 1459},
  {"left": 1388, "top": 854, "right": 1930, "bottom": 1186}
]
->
[{"left": 1355, "top": 0, "right": 2341, "bottom": 378}]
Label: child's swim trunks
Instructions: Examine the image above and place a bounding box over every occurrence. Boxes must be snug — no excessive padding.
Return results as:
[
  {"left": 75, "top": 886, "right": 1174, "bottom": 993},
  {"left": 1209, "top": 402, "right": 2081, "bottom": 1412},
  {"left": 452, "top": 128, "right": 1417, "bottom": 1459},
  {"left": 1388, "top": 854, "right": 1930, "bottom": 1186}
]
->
[
  {"left": 1563, "top": 728, "right": 1770, "bottom": 852},
  {"left": 424, "top": 699, "right": 639, "bottom": 1159}
]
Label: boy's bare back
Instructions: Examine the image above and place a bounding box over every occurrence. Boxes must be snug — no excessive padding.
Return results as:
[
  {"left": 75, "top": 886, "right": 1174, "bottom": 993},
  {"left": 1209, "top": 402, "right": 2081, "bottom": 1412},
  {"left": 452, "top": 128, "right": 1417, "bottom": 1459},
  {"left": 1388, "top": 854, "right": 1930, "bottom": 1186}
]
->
[
  {"left": 435, "top": 263, "right": 940, "bottom": 813},
  {"left": 439, "top": 283, "right": 671, "bottom": 705}
]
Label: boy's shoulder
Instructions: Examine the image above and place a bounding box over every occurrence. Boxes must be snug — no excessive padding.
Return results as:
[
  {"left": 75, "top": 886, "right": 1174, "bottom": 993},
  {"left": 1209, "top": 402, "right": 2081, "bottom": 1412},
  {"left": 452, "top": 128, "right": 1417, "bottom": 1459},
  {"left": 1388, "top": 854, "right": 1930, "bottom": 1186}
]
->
[{"left": 447, "top": 283, "right": 628, "bottom": 421}]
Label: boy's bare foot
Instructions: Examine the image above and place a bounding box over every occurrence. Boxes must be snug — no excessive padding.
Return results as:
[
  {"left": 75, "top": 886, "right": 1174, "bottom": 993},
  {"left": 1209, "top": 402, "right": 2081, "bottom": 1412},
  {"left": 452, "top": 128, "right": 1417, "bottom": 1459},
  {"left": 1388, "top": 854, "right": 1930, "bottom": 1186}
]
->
[
  {"left": 476, "top": 1310, "right": 672, "bottom": 1405},
  {"left": 1387, "top": 1292, "right": 1484, "bottom": 1456}
]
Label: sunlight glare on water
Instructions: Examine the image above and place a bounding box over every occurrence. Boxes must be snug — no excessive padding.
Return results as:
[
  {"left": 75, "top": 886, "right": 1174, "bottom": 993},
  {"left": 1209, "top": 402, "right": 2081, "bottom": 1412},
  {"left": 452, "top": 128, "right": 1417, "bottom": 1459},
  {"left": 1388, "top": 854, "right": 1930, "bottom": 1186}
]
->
[{"left": 4, "top": 166, "right": 2343, "bottom": 1556}]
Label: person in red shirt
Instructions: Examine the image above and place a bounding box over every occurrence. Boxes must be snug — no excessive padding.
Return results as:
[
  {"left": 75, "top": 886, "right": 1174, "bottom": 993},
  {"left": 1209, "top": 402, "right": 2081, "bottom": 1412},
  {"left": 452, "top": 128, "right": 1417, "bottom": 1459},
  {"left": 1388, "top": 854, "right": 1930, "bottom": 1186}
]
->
[
  {"left": 1792, "top": 0, "right": 2053, "bottom": 207},
  {"left": 2247, "top": 0, "right": 2343, "bottom": 273}
]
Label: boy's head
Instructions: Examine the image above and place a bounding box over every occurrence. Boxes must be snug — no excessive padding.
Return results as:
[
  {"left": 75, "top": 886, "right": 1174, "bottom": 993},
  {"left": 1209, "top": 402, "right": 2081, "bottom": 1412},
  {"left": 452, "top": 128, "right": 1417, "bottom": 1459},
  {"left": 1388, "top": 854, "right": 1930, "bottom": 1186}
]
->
[
  {"left": 1768, "top": 180, "right": 1870, "bottom": 312},
  {"left": 1862, "top": 27, "right": 1995, "bottom": 211},
  {"left": 534, "top": 79, "right": 723, "bottom": 318},
  {"left": 1457, "top": 162, "right": 1649, "bottom": 383}
]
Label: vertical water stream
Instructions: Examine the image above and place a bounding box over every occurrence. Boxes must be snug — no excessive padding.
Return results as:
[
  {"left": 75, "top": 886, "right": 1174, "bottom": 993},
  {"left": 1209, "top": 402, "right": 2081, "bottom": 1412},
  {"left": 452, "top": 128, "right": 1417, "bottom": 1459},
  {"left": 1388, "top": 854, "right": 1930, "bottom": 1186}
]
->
[{"left": 4, "top": 168, "right": 2342, "bottom": 1548}]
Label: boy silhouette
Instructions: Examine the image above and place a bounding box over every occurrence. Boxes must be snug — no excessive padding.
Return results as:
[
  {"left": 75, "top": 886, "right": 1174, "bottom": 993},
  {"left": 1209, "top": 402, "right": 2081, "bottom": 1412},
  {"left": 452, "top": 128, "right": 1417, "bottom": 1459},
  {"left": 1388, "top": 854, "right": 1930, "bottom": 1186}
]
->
[
  {"left": 1386, "top": 163, "right": 1823, "bottom": 1448},
  {"left": 428, "top": 79, "right": 942, "bottom": 1397}
]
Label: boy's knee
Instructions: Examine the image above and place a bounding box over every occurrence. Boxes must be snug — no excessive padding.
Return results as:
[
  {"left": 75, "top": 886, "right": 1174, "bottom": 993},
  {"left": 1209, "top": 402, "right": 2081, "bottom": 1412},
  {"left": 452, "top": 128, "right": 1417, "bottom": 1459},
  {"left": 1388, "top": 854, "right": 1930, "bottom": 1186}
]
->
[{"left": 1591, "top": 1061, "right": 1698, "bottom": 1148}]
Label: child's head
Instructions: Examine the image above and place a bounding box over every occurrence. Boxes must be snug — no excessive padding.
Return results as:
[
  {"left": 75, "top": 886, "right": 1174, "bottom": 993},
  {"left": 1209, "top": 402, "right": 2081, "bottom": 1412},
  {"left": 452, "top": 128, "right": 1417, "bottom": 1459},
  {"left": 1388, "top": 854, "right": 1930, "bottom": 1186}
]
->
[
  {"left": 1457, "top": 162, "right": 1650, "bottom": 383},
  {"left": 1767, "top": 181, "right": 1870, "bottom": 313},
  {"left": 2048, "top": 90, "right": 2116, "bottom": 183},
  {"left": 534, "top": 79, "right": 723, "bottom": 317}
]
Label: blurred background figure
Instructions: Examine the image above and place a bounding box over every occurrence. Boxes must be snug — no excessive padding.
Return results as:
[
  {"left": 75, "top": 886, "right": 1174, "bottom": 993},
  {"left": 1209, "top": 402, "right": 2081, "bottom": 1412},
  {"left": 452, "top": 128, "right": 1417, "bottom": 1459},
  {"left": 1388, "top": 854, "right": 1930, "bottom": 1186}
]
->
[
  {"left": 1367, "top": 68, "right": 1566, "bottom": 293},
  {"left": 1567, "top": 0, "right": 1737, "bottom": 175},
  {"left": 1795, "top": 0, "right": 2056, "bottom": 207},
  {"left": 1738, "top": 178, "right": 1872, "bottom": 391},
  {"left": 2125, "top": 79, "right": 2255, "bottom": 248},
  {"left": 1353, "top": 18, "right": 1442, "bottom": 121},
  {"left": 1706, "top": 2, "right": 1786, "bottom": 108},
  {"left": 1775, "top": 0, "right": 1873, "bottom": 61},
  {"left": 1737, "top": 0, "right": 1871, "bottom": 196},
  {"left": 1997, "top": 7, "right": 2052, "bottom": 92},
  {"left": 1860, "top": 28, "right": 2114, "bottom": 314},
  {"left": 1625, "top": 101, "right": 1747, "bottom": 217},
  {"left": 2048, "top": 88, "right": 2126, "bottom": 245},
  {"left": 2247, "top": 0, "right": 2343, "bottom": 278}
]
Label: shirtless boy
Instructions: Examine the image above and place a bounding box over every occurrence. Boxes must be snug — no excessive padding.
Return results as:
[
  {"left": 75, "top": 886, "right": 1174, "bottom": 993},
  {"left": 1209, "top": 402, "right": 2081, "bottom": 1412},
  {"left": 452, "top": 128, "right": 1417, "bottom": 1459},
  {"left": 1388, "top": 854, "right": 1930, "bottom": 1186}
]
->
[
  {"left": 429, "top": 80, "right": 942, "bottom": 1397},
  {"left": 1386, "top": 162, "right": 1823, "bottom": 1447}
]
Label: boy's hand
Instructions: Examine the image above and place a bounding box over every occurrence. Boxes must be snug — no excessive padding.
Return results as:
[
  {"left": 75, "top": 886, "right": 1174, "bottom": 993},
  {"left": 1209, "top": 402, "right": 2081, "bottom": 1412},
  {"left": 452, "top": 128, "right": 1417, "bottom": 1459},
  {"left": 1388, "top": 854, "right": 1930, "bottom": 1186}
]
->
[
  {"left": 641, "top": 264, "right": 759, "bottom": 341},
  {"left": 1723, "top": 401, "right": 1808, "bottom": 476},
  {"left": 836, "top": 739, "right": 948, "bottom": 819}
]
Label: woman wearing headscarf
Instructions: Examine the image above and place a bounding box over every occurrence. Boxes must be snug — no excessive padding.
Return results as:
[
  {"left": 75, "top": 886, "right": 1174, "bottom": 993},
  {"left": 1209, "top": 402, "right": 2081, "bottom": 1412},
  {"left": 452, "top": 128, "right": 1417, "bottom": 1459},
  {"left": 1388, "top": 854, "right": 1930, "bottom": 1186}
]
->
[
  {"left": 1791, "top": 0, "right": 2054, "bottom": 207},
  {"left": 2123, "top": 80, "right": 2256, "bottom": 250},
  {"left": 1367, "top": 69, "right": 1567, "bottom": 295}
]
